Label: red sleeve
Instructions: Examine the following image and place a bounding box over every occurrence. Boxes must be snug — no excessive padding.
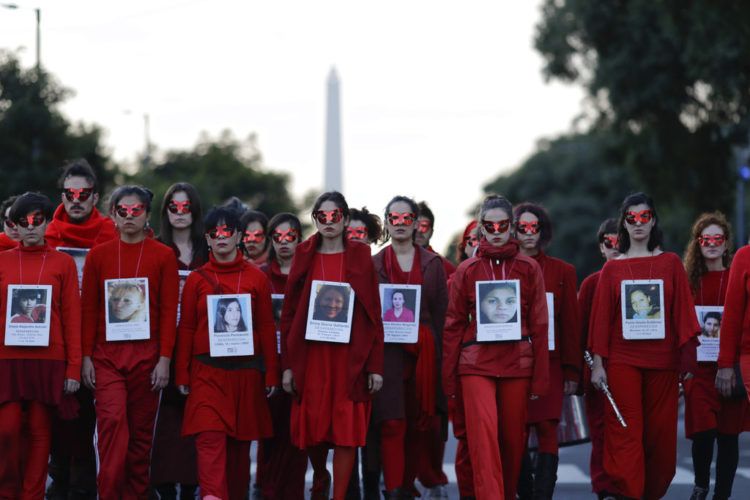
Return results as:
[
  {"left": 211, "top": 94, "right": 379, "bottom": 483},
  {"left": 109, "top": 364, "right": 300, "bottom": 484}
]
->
[
  {"left": 175, "top": 272, "right": 199, "bottom": 387},
  {"left": 442, "top": 262, "right": 469, "bottom": 397},
  {"left": 363, "top": 257, "right": 385, "bottom": 376},
  {"left": 80, "top": 248, "right": 101, "bottom": 357},
  {"left": 590, "top": 264, "right": 615, "bottom": 359},
  {"left": 560, "top": 263, "right": 582, "bottom": 381},
  {"left": 577, "top": 273, "right": 598, "bottom": 351},
  {"left": 254, "top": 273, "right": 280, "bottom": 387},
  {"left": 528, "top": 262, "right": 550, "bottom": 396},
  {"left": 719, "top": 249, "right": 748, "bottom": 368},
  {"left": 158, "top": 249, "right": 180, "bottom": 358},
  {"left": 60, "top": 255, "right": 82, "bottom": 381},
  {"left": 670, "top": 255, "right": 701, "bottom": 348}
]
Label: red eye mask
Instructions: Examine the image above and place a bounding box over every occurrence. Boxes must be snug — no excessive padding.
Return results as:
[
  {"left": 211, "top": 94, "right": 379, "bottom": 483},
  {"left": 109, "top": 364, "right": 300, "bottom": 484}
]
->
[
  {"left": 242, "top": 229, "right": 265, "bottom": 244},
  {"left": 167, "top": 200, "right": 191, "bottom": 215},
  {"left": 481, "top": 219, "right": 510, "bottom": 234},
  {"left": 466, "top": 234, "right": 479, "bottom": 248},
  {"left": 313, "top": 209, "right": 343, "bottom": 225},
  {"left": 272, "top": 228, "right": 298, "bottom": 243},
  {"left": 698, "top": 234, "right": 726, "bottom": 247},
  {"left": 516, "top": 221, "right": 540, "bottom": 235},
  {"left": 115, "top": 203, "right": 146, "bottom": 218},
  {"left": 603, "top": 235, "right": 619, "bottom": 250},
  {"left": 387, "top": 212, "right": 416, "bottom": 226},
  {"left": 417, "top": 220, "right": 432, "bottom": 234},
  {"left": 17, "top": 212, "right": 45, "bottom": 228},
  {"left": 63, "top": 188, "right": 94, "bottom": 203},
  {"left": 624, "top": 210, "right": 653, "bottom": 225},
  {"left": 207, "top": 225, "right": 236, "bottom": 239},
  {"left": 346, "top": 226, "right": 368, "bottom": 240}
]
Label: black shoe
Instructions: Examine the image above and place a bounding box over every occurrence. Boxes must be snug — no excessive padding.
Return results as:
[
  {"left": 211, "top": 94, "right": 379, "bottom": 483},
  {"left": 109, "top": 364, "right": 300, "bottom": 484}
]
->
[
  {"left": 689, "top": 486, "right": 709, "bottom": 500},
  {"left": 517, "top": 451, "right": 534, "bottom": 500},
  {"left": 532, "top": 453, "right": 558, "bottom": 500}
]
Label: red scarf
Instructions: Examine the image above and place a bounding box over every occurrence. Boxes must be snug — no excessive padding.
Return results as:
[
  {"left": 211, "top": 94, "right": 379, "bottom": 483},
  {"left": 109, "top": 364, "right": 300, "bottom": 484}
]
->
[
  {"left": 45, "top": 205, "right": 117, "bottom": 249},
  {"left": 476, "top": 237, "right": 520, "bottom": 261},
  {"left": 0, "top": 233, "right": 17, "bottom": 251}
]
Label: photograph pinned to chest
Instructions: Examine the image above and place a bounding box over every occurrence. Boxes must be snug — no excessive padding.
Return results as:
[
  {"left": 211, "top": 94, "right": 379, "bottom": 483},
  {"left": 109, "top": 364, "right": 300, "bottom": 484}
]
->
[
  {"left": 620, "top": 280, "right": 665, "bottom": 340},
  {"left": 5, "top": 284, "right": 52, "bottom": 346},
  {"left": 380, "top": 284, "right": 421, "bottom": 343},
  {"left": 105, "top": 278, "right": 150, "bottom": 341},
  {"left": 305, "top": 280, "right": 354, "bottom": 343},
  {"left": 206, "top": 294, "right": 253, "bottom": 357},
  {"left": 475, "top": 280, "right": 521, "bottom": 342},
  {"left": 176, "top": 270, "right": 191, "bottom": 324},
  {"left": 695, "top": 306, "right": 722, "bottom": 362}
]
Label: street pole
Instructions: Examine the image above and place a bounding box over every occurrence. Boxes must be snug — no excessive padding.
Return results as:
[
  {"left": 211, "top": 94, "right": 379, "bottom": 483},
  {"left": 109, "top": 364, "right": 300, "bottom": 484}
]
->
[{"left": 35, "top": 7, "right": 40, "bottom": 70}]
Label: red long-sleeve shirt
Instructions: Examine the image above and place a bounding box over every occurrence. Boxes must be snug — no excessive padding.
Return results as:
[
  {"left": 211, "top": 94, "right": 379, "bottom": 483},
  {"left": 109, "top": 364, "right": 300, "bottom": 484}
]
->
[
  {"left": 590, "top": 253, "right": 700, "bottom": 369},
  {"left": 442, "top": 244, "right": 549, "bottom": 397},
  {"left": 579, "top": 270, "right": 601, "bottom": 352},
  {"left": 0, "top": 244, "right": 82, "bottom": 380},
  {"left": 174, "top": 253, "right": 279, "bottom": 388},
  {"left": 719, "top": 247, "right": 750, "bottom": 368},
  {"left": 81, "top": 237, "right": 179, "bottom": 358}
]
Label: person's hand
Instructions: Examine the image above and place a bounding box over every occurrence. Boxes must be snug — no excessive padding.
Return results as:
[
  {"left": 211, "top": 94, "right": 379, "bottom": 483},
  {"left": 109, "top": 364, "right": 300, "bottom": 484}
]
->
[
  {"left": 266, "top": 386, "right": 279, "bottom": 398},
  {"left": 529, "top": 394, "right": 539, "bottom": 400},
  {"left": 64, "top": 379, "right": 80, "bottom": 394},
  {"left": 563, "top": 380, "right": 579, "bottom": 396},
  {"left": 590, "top": 365, "right": 608, "bottom": 391},
  {"left": 368, "top": 373, "right": 383, "bottom": 394},
  {"left": 150, "top": 356, "right": 171, "bottom": 391},
  {"left": 282, "top": 369, "right": 296, "bottom": 395},
  {"left": 716, "top": 367, "right": 736, "bottom": 398},
  {"left": 81, "top": 356, "right": 96, "bottom": 390},
  {"left": 683, "top": 372, "right": 694, "bottom": 381},
  {"left": 178, "top": 385, "right": 190, "bottom": 396}
]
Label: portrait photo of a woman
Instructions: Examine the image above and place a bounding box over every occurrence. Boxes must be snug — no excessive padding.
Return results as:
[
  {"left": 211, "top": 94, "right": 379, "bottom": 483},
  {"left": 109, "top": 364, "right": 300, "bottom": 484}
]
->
[
  {"left": 478, "top": 282, "right": 518, "bottom": 325},
  {"left": 212, "top": 297, "right": 248, "bottom": 333},
  {"left": 107, "top": 282, "right": 147, "bottom": 323},
  {"left": 625, "top": 285, "right": 661, "bottom": 320},
  {"left": 382, "top": 289, "right": 415, "bottom": 323},
  {"left": 312, "top": 284, "right": 350, "bottom": 323}
]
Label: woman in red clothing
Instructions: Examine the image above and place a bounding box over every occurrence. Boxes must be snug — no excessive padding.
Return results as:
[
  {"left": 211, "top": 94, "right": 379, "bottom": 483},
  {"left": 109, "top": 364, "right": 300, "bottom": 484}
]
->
[
  {"left": 346, "top": 207, "right": 383, "bottom": 245},
  {"left": 80, "top": 185, "right": 179, "bottom": 499},
  {"left": 683, "top": 212, "right": 748, "bottom": 500},
  {"left": 280, "top": 191, "right": 384, "bottom": 500},
  {"left": 590, "top": 192, "right": 700, "bottom": 500},
  {"left": 240, "top": 210, "right": 269, "bottom": 265},
  {"left": 0, "top": 192, "right": 81, "bottom": 499},
  {"left": 174, "top": 206, "right": 279, "bottom": 500},
  {"left": 372, "top": 195, "right": 448, "bottom": 499},
  {"left": 514, "top": 202, "right": 581, "bottom": 500},
  {"left": 578, "top": 218, "right": 620, "bottom": 499},
  {"left": 257, "top": 212, "right": 309, "bottom": 500},
  {"left": 0, "top": 196, "right": 19, "bottom": 251},
  {"left": 443, "top": 194, "right": 549, "bottom": 500}
]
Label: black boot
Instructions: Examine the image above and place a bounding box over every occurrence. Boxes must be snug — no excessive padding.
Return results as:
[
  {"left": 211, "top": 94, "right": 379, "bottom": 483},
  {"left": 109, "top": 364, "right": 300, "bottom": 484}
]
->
[
  {"left": 714, "top": 433, "right": 739, "bottom": 500},
  {"left": 381, "top": 488, "right": 403, "bottom": 500},
  {"left": 532, "top": 453, "right": 558, "bottom": 500},
  {"left": 45, "top": 454, "right": 70, "bottom": 500},
  {"left": 180, "top": 483, "right": 198, "bottom": 499},
  {"left": 517, "top": 451, "right": 534, "bottom": 500},
  {"left": 154, "top": 483, "right": 177, "bottom": 500}
]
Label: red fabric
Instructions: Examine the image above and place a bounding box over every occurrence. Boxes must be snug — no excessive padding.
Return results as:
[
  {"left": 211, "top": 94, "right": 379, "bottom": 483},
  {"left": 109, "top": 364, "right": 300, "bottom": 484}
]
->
[
  {"left": 81, "top": 237, "right": 179, "bottom": 358},
  {"left": 578, "top": 271, "right": 601, "bottom": 389},
  {"left": 45, "top": 205, "right": 117, "bottom": 249},
  {"left": 0, "top": 245, "right": 82, "bottom": 380},
  {"left": 280, "top": 234, "right": 384, "bottom": 402},
  {"left": 332, "top": 446, "right": 357, "bottom": 500},
  {"left": 604, "top": 364, "right": 678, "bottom": 499},
  {"left": 0, "top": 400, "right": 52, "bottom": 500},
  {"left": 416, "top": 415, "right": 448, "bottom": 487},
  {"left": 527, "top": 357, "right": 563, "bottom": 424},
  {"left": 455, "top": 437, "right": 474, "bottom": 497},
  {"left": 461, "top": 374, "right": 530, "bottom": 500},
  {"left": 720, "top": 246, "right": 750, "bottom": 368},
  {"left": 0, "top": 234, "right": 17, "bottom": 251},
  {"left": 380, "top": 418, "right": 406, "bottom": 490},
  {"left": 0, "top": 359, "right": 65, "bottom": 407},
  {"left": 93, "top": 341, "right": 160, "bottom": 499},
  {"left": 259, "top": 392, "right": 307, "bottom": 499},
  {"left": 442, "top": 239, "right": 550, "bottom": 397},
  {"left": 261, "top": 259, "right": 288, "bottom": 294},
  {"left": 743, "top": 354, "right": 750, "bottom": 402},
  {"left": 195, "top": 430, "right": 250, "bottom": 500},
  {"left": 174, "top": 252, "right": 279, "bottom": 389},
  {"left": 589, "top": 252, "right": 700, "bottom": 369},
  {"left": 585, "top": 387, "right": 616, "bottom": 494},
  {"left": 426, "top": 245, "right": 456, "bottom": 279},
  {"left": 534, "top": 419, "right": 559, "bottom": 454}
]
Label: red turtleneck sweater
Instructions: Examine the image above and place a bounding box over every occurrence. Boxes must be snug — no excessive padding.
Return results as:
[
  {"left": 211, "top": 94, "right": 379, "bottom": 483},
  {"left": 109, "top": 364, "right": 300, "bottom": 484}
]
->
[
  {"left": 0, "top": 234, "right": 18, "bottom": 251},
  {"left": 45, "top": 205, "right": 117, "bottom": 249},
  {"left": 0, "top": 245, "right": 82, "bottom": 380}
]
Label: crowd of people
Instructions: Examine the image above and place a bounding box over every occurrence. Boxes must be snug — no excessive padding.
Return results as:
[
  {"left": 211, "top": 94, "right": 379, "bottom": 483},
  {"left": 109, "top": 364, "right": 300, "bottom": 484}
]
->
[{"left": 0, "top": 158, "right": 748, "bottom": 500}]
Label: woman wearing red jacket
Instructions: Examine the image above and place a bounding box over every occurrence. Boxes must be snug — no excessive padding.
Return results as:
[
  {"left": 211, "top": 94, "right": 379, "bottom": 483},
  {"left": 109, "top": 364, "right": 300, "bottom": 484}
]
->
[
  {"left": 514, "top": 202, "right": 581, "bottom": 499},
  {"left": 0, "top": 196, "right": 19, "bottom": 251},
  {"left": 443, "top": 194, "right": 549, "bottom": 500},
  {"left": 372, "top": 195, "right": 448, "bottom": 498},
  {"left": 280, "top": 191, "right": 384, "bottom": 500},
  {"left": 257, "top": 212, "right": 308, "bottom": 499},
  {"left": 174, "top": 206, "right": 279, "bottom": 500},
  {"left": 80, "top": 185, "right": 179, "bottom": 499},
  {"left": 590, "top": 192, "right": 700, "bottom": 500},
  {"left": 0, "top": 192, "right": 81, "bottom": 499}
]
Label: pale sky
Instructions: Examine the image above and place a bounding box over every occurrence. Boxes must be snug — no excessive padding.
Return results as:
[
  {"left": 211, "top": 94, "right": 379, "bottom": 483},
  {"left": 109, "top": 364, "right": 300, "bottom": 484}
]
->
[{"left": 1, "top": 0, "right": 583, "bottom": 253}]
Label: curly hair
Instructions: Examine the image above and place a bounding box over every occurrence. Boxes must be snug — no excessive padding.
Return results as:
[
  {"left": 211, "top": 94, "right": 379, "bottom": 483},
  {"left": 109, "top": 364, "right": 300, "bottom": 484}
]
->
[{"left": 683, "top": 211, "right": 733, "bottom": 292}]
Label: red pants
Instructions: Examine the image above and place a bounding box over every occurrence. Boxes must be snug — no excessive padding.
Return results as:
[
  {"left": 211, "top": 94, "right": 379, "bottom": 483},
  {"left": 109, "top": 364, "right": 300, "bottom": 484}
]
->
[
  {"left": 604, "top": 364, "right": 678, "bottom": 499},
  {"left": 0, "top": 401, "right": 51, "bottom": 500},
  {"left": 530, "top": 419, "right": 559, "bottom": 454},
  {"left": 195, "top": 431, "right": 250, "bottom": 500},
  {"left": 380, "top": 419, "right": 406, "bottom": 490},
  {"left": 416, "top": 415, "right": 448, "bottom": 487},
  {"left": 585, "top": 388, "right": 616, "bottom": 494},
  {"left": 461, "top": 375, "right": 530, "bottom": 500},
  {"left": 450, "top": 382, "right": 474, "bottom": 497},
  {"left": 93, "top": 342, "right": 160, "bottom": 500}
]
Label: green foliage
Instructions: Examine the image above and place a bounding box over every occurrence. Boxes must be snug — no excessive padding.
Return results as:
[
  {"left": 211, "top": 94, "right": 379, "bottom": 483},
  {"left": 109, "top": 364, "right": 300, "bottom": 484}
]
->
[{"left": 0, "top": 51, "right": 114, "bottom": 202}]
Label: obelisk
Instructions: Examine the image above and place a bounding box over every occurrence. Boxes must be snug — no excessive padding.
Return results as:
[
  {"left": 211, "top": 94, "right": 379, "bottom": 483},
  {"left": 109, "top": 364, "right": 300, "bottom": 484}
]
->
[{"left": 324, "top": 67, "right": 343, "bottom": 192}]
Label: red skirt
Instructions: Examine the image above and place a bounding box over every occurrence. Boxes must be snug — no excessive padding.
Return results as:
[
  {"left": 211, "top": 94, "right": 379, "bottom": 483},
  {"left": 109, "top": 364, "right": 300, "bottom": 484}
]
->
[
  {"left": 291, "top": 341, "right": 370, "bottom": 448},
  {"left": 527, "top": 357, "right": 564, "bottom": 423},
  {"left": 0, "top": 359, "right": 65, "bottom": 406},
  {"left": 684, "top": 363, "right": 750, "bottom": 437},
  {"left": 181, "top": 358, "right": 273, "bottom": 441}
]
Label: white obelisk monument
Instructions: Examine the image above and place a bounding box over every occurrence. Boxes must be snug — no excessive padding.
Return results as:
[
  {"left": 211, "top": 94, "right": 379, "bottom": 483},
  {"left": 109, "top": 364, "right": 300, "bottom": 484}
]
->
[{"left": 324, "top": 67, "right": 343, "bottom": 192}]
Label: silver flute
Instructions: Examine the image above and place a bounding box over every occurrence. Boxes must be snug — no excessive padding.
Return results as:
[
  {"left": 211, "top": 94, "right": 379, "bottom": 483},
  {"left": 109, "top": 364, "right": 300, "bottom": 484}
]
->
[{"left": 584, "top": 351, "right": 627, "bottom": 428}]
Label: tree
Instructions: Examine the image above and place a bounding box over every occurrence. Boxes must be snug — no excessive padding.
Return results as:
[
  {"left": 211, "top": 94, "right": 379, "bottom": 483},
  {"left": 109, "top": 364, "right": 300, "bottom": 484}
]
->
[{"left": 0, "top": 51, "right": 114, "bottom": 201}]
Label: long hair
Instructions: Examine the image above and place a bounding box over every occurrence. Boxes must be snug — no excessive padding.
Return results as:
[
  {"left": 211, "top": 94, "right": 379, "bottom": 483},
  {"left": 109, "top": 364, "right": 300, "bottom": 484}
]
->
[
  {"left": 158, "top": 182, "right": 208, "bottom": 265},
  {"left": 350, "top": 207, "right": 383, "bottom": 244},
  {"left": 382, "top": 195, "right": 418, "bottom": 243},
  {"left": 513, "top": 202, "right": 553, "bottom": 249},
  {"left": 213, "top": 298, "right": 247, "bottom": 332},
  {"left": 616, "top": 192, "right": 663, "bottom": 253},
  {"left": 267, "top": 212, "right": 302, "bottom": 262},
  {"left": 683, "top": 211, "right": 733, "bottom": 291}
]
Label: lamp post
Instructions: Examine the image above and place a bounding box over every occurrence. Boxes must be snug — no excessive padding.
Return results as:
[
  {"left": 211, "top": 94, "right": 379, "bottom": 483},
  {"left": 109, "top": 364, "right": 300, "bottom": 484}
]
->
[
  {"left": 0, "top": 3, "right": 41, "bottom": 70},
  {"left": 123, "top": 110, "right": 153, "bottom": 169}
]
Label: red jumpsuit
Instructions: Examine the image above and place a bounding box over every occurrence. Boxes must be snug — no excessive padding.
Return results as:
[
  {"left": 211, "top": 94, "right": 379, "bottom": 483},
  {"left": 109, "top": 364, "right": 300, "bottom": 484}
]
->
[
  {"left": 443, "top": 239, "right": 549, "bottom": 500},
  {"left": 0, "top": 244, "right": 81, "bottom": 499},
  {"left": 81, "top": 238, "right": 179, "bottom": 499},
  {"left": 720, "top": 246, "right": 750, "bottom": 402},
  {"left": 590, "top": 253, "right": 700, "bottom": 499}
]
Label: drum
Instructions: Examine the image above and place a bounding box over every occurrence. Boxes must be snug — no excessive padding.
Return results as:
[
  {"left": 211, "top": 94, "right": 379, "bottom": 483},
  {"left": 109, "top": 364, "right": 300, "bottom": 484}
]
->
[{"left": 527, "top": 394, "right": 590, "bottom": 450}]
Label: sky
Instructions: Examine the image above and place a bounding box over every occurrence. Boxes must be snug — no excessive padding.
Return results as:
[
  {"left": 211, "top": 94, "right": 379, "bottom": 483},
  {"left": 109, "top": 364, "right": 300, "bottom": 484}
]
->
[{"left": 0, "top": 0, "right": 583, "bottom": 253}]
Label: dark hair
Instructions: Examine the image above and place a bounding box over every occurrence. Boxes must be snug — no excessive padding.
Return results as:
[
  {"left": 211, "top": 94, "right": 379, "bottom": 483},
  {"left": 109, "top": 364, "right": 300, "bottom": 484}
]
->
[
  {"left": 267, "top": 212, "right": 302, "bottom": 262},
  {"left": 312, "top": 191, "right": 350, "bottom": 218},
  {"left": 12, "top": 288, "right": 44, "bottom": 317},
  {"left": 390, "top": 289, "right": 410, "bottom": 307},
  {"left": 1, "top": 195, "right": 18, "bottom": 221},
  {"left": 513, "top": 202, "right": 553, "bottom": 249},
  {"left": 477, "top": 281, "right": 518, "bottom": 324},
  {"left": 313, "top": 284, "right": 351, "bottom": 322},
  {"left": 158, "top": 183, "right": 207, "bottom": 266},
  {"left": 348, "top": 207, "right": 382, "bottom": 244},
  {"left": 477, "top": 194, "right": 513, "bottom": 224},
  {"left": 239, "top": 210, "right": 269, "bottom": 257},
  {"left": 626, "top": 284, "right": 661, "bottom": 317},
  {"left": 616, "top": 192, "right": 663, "bottom": 253},
  {"left": 703, "top": 311, "right": 722, "bottom": 323},
  {"left": 9, "top": 192, "right": 54, "bottom": 222},
  {"left": 109, "top": 185, "right": 154, "bottom": 214},
  {"left": 597, "top": 218, "right": 619, "bottom": 243},
  {"left": 683, "top": 211, "right": 733, "bottom": 291},
  {"left": 417, "top": 201, "right": 435, "bottom": 225},
  {"left": 58, "top": 159, "right": 98, "bottom": 192},
  {"left": 213, "top": 297, "right": 248, "bottom": 332},
  {"left": 456, "top": 220, "right": 479, "bottom": 262},
  {"left": 204, "top": 206, "right": 243, "bottom": 234},
  {"left": 221, "top": 196, "right": 249, "bottom": 217}
]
